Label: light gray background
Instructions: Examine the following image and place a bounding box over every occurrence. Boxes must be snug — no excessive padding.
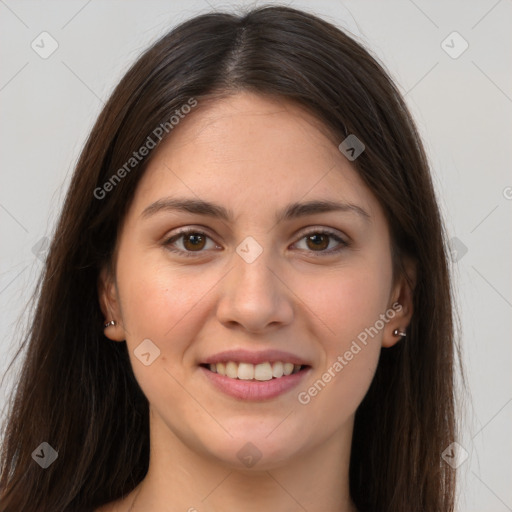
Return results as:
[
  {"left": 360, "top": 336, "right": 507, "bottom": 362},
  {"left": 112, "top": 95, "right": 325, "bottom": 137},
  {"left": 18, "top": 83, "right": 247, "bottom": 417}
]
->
[{"left": 1, "top": 1, "right": 511, "bottom": 510}]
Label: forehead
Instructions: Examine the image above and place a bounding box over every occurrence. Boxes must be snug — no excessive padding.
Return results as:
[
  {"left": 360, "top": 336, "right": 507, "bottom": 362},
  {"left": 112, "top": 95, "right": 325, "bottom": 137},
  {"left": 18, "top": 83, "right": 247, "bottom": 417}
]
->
[{"left": 128, "top": 92, "right": 382, "bottom": 223}]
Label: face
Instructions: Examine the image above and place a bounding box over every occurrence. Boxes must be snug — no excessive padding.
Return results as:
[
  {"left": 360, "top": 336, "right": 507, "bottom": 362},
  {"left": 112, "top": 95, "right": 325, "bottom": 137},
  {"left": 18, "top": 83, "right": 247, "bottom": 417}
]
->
[{"left": 99, "top": 91, "right": 413, "bottom": 470}]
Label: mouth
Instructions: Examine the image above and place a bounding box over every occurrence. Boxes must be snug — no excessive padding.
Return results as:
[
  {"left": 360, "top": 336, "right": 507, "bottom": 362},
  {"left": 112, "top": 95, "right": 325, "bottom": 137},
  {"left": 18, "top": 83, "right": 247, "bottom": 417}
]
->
[
  {"left": 199, "top": 361, "right": 310, "bottom": 381},
  {"left": 199, "top": 355, "right": 312, "bottom": 401},
  {"left": 199, "top": 349, "right": 312, "bottom": 400}
]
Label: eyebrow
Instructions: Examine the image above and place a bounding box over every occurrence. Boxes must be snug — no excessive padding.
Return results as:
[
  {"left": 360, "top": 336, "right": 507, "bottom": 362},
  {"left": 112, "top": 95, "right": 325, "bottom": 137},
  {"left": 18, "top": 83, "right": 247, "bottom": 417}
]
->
[{"left": 140, "top": 197, "right": 370, "bottom": 223}]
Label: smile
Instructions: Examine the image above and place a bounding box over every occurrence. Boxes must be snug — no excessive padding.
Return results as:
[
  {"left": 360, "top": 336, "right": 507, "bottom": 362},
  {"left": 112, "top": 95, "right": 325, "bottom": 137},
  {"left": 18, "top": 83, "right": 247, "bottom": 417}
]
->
[{"left": 200, "top": 363, "right": 311, "bottom": 401}]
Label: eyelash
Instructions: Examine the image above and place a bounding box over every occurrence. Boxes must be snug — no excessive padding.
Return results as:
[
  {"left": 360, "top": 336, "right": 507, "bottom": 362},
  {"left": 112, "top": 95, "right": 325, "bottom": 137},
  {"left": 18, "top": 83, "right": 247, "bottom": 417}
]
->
[{"left": 163, "top": 227, "right": 349, "bottom": 258}]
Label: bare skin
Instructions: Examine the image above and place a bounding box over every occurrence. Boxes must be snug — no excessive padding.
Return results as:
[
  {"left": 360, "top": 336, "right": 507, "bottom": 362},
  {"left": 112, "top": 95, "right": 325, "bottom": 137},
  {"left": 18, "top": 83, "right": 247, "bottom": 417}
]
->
[{"left": 97, "top": 91, "right": 414, "bottom": 512}]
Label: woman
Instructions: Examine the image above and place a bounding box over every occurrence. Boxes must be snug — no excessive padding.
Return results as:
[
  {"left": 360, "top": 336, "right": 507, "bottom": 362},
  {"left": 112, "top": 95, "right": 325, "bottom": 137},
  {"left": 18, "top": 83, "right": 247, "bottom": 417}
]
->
[{"left": 0, "top": 5, "right": 461, "bottom": 511}]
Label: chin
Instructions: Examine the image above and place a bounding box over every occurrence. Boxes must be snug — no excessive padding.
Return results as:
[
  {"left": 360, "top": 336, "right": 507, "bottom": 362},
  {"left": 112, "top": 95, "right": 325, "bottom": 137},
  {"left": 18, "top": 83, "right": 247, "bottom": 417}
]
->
[{"left": 199, "top": 424, "right": 310, "bottom": 471}]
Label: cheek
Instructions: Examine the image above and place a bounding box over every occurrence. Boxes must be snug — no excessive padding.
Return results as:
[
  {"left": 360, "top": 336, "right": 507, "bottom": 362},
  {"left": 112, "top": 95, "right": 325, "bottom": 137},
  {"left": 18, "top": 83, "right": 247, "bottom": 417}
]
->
[
  {"left": 297, "top": 260, "right": 392, "bottom": 349},
  {"left": 293, "top": 258, "right": 391, "bottom": 411},
  {"left": 115, "top": 252, "right": 217, "bottom": 414},
  {"left": 115, "top": 248, "right": 218, "bottom": 360}
]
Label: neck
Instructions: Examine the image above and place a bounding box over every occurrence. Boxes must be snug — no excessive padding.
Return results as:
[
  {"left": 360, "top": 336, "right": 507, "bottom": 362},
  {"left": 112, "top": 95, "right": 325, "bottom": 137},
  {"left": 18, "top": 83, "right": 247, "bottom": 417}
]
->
[{"left": 129, "top": 411, "right": 359, "bottom": 512}]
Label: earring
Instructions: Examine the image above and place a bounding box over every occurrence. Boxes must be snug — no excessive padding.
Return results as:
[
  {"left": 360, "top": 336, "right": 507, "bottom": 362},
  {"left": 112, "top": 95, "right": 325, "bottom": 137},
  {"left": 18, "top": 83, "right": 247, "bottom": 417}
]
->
[
  {"left": 393, "top": 328, "right": 407, "bottom": 337},
  {"left": 104, "top": 320, "right": 117, "bottom": 328}
]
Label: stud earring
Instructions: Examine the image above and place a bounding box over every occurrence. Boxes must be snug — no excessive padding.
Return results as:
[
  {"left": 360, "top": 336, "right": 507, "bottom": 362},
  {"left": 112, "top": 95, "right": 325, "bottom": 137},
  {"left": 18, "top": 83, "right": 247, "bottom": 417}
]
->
[
  {"left": 104, "top": 320, "right": 117, "bottom": 328},
  {"left": 393, "top": 328, "right": 407, "bottom": 337}
]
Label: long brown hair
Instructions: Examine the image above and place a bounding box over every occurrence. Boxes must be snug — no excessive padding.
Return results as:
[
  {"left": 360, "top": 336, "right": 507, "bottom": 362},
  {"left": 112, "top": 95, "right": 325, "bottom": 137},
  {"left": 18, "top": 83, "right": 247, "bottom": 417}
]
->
[{"left": 0, "top": 5, "right": 462, "bottom": 511}]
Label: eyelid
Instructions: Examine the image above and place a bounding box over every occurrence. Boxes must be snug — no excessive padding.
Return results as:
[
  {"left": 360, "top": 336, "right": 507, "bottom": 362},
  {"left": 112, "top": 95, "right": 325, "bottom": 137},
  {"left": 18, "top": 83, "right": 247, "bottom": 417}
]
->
[{"left": 293, "top": 225, "right": 349, "bottom": 243}]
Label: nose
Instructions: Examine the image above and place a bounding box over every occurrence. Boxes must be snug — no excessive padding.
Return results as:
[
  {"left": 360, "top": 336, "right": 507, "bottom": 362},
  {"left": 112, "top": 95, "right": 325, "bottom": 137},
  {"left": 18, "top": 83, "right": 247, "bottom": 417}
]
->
[{"left": 215, "top": 248, "right": 294, "bottom": 333}]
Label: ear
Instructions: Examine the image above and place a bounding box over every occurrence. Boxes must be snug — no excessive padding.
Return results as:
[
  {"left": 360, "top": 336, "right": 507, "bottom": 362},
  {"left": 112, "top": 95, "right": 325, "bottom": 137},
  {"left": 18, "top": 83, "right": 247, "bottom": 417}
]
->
[
  {"left": 382, "top": 258, "right": 416, "bottom": 348},
  {"left": 98, "top": 265, "right": 126, "bottom": 342}
]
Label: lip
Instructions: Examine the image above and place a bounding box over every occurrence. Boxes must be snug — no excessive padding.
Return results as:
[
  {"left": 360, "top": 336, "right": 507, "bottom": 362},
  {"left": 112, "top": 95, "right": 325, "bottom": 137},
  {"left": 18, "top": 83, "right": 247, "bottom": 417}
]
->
[
  {"left": 200, "top": 365, "right": 311, "bottom": 401},
  {"left": 201, "top": 349, "right": 310, "bottom": 366}
]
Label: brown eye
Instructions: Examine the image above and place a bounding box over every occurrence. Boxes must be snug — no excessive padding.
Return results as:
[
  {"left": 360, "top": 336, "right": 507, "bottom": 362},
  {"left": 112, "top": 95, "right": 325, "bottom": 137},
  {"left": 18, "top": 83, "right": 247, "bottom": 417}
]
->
[
  {"left": 182, "top": 233, "right": 206, "bottom": 251},
  {"left": 294, "top": 229, "right": 348, "bottom": 256},
  {"left": 164, "top": 229, "right": 219, "bottom": 257},
  {"left": 305, "top": 233, "right": 330, "bottom": 251}
]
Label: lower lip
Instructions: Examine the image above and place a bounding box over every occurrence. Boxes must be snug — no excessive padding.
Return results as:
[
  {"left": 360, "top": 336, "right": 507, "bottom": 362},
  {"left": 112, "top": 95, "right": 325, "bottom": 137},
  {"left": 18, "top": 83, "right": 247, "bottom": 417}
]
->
[{"left": 200, "top": 366, "right": 311, "bottom": 401}]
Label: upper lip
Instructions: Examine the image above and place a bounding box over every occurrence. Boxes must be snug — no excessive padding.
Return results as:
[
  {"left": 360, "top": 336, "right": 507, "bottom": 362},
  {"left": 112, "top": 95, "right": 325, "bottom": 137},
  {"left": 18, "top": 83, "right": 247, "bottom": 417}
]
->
[{"left": 201, "top": 349, "right": 311, "bottom": 366}]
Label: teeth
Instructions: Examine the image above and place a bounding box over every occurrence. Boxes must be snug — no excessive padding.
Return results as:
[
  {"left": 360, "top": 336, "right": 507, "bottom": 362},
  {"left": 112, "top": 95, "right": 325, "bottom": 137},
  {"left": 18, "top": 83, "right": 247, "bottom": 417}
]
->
[
  {"left": 237, "top": 362, "right": 254, "bottom": 380},
  {"left": 283, "top": 363, "right": 294, "bottom": 376},
  {"left": 254, "top": 362, "right": 273, "bottom": 381},
  {"left": 272, "top": 361, "right": 284, "bottom": 378},
  {"left": 216, "top": 362, "right": 226, "bottom": 376},
  {"left": 225, "top": 361, "right": 238, "bottom": 379},
  {"left": 207, "top": 361, "right": 304, "bottom": 380}
]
